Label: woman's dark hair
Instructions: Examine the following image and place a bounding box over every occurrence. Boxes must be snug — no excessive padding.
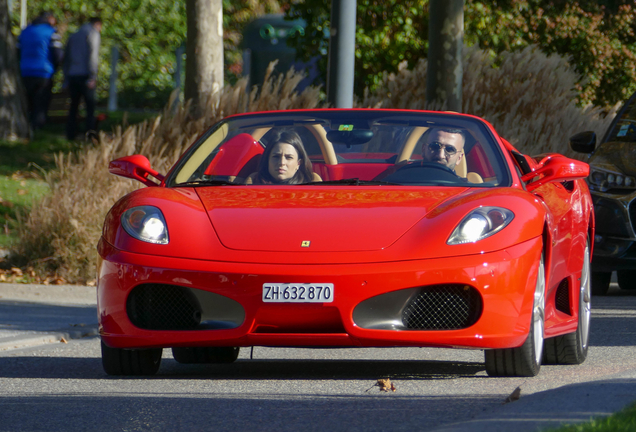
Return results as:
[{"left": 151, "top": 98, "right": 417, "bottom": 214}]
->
[{"left": 256, "top": 130, "right": 314, "bottom": 184}]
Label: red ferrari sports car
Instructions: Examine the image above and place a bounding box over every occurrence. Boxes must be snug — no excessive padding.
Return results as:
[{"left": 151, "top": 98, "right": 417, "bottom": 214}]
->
[{"left": 98, "top": 109, "right": 593, "bottom": 377}]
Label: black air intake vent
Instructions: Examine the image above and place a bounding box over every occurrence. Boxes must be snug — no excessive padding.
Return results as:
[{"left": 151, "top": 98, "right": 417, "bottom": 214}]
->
[
  {"left": 402, "top": 285, "right": 482, "bottom": 330},
  {"left": 555, "top": 278, "right": 571, "bottom": 315},
  {"left": 127, "top": 284, "right": 202, "bottom": 330}
]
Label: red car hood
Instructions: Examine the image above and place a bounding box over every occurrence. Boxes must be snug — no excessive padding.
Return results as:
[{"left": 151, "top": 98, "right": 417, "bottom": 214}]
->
[{"left": 196, "top": 187, "right": 468, "bottom": 252}]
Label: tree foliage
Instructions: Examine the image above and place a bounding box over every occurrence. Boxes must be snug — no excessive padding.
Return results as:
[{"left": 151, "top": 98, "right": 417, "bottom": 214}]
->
[
  {"left": 465, "top": 1, "right": 636, "bottom": 107},
  {"left": 9, "top": 0, "right": 634, "bottom": 109},
  {"left": 287, "top": 0, "right": 636, "bottom": 107},
  {"left": 9, "top": 0, "right": 187, "bottom": 108},
  {"left": 9, "top": 0, "right": 281, "bottom": 108},
  {"left": 287, "top": 0, "right": 427, "bottom": 96}
]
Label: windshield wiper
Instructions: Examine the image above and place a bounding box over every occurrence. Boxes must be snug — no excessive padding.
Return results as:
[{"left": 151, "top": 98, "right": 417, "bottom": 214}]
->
[
  {"left": 177, "top": 180, "right": 240, "bottom": 187},
  {"left": 306, "top": 178, "right": 399, "bottom": 186}
]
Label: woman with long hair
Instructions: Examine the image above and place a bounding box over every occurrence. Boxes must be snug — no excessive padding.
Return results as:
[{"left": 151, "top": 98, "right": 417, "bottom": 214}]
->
[{"left": 247, "top": 130, "right": 316, "bottom": 184}]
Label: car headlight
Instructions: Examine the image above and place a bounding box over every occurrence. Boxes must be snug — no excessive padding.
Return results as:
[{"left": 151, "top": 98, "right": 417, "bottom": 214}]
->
[
  {"left": 447, "top": 207, "right": 514, "bottom": 245},
  {"left": 588, "top": 167, "right": 636, "bottom": 192},
  {"left": 121, "top": 206, "right": 169, "bottom": 244}
]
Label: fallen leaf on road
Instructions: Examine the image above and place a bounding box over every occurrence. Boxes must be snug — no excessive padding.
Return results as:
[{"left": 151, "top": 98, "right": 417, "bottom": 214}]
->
[
  {"left": 376, "top": 378, "right": 397, "bottom": 392},
  {"left": 60, "top": 337, "right": 68, "bottom": 344}
]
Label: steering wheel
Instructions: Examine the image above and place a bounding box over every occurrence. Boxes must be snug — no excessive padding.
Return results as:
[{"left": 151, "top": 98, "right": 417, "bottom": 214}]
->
[{"left": 382, "top": 161, "right": 463, "bottom": 184}]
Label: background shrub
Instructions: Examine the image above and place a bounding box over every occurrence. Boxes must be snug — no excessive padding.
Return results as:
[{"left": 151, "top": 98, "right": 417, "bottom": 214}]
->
[{"left": 361, "top": 45, "right": 618, "bottom": 157}]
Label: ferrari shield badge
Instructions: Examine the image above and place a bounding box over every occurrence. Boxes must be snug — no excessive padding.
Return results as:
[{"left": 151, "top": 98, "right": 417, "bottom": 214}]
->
[{"left": 301, "top": 240, "right": 311, "bottom": 247}]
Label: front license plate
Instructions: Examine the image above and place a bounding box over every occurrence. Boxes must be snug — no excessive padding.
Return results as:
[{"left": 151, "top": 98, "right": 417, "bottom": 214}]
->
[{"left": 262, "top": 283, "right": 334, "bottom": 303}]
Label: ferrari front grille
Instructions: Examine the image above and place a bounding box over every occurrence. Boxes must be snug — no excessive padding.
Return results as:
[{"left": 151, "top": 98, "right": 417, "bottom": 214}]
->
[
  {"left": 402, "top": 285, "right": 482, "bottom": 330},
  {"left": 127, "top": 284, "right": 202, "bottom": 330}
]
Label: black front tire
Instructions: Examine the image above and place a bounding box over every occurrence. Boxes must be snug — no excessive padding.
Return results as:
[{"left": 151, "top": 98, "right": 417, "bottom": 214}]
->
[
  {"left": 172, "top": 347, "right": 240, "bottom": 364},
  {"left": 485, "top": 320, "right": 542, "bottom": 377},
  {"left": 101, "top": 340, "right": 162, "bottom": 376},
  {"left": 591, "top": 271, "right": 611, "bottom": 296}
]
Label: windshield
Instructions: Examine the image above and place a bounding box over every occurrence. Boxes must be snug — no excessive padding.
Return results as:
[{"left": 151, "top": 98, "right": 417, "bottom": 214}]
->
[{"left": 166, "top": 110, "right": 510, "bottom": 187}]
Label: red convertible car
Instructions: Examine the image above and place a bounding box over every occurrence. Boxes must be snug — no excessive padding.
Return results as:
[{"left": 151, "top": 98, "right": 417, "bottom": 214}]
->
[{"left": 98, "top": 109, "right": 593, "bottom": 377}]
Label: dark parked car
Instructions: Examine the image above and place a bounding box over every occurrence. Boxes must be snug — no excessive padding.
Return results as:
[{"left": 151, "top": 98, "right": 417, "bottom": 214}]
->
[{"left": 571, "top": 91, "right": 636, "bottom": 295}]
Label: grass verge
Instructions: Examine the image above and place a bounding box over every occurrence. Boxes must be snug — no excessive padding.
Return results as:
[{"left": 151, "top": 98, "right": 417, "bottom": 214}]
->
[{"left": 548, "top": 402, "right": 636, "bottom": 431}]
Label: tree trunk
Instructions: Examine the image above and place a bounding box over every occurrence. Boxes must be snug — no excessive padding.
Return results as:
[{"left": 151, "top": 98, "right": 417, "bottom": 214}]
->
[
  {"left": 0, "top": 0, "right": 29, "bottom": 140},
  {"left": 185, "top": 0, "right": 224, "bottom": 116},
  {"left": 426, "top": 0, "right": 464, "bottom": 112}
]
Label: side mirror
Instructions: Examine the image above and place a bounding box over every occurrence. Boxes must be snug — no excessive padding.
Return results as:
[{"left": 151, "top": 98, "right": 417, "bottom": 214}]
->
[
  {"left": 109, "top": 155, "right": 165, "bottom": 187},
  {"left": 569, "top": 131, "right": 596, "bottom": 154},
  {"left": 521, "top": 155, "right": 590, "bottom": 192}
]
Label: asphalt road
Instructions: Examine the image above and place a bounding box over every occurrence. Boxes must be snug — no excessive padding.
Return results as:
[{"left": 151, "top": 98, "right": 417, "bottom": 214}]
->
[{"left": 1, "top": 283, "right": 636, "bottom": 431}]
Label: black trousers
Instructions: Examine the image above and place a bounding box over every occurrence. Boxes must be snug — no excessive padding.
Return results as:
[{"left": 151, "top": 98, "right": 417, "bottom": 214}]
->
[
  {"left": 22, "top": 76, "right": 52, "bottom": 130},
  {"left": 66, "top": 75, "right": 96, "bottom": 140}
]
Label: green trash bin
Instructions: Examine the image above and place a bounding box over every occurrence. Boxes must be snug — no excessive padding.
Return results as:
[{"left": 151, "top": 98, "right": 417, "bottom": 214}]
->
[{"left": 241, "top": 14, "right": 306, "bottom": 88}]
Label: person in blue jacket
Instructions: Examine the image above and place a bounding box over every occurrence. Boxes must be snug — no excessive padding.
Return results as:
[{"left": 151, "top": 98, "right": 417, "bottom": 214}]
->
[{"left": 17, "top": 12, "right": 64, "bottom": 130}]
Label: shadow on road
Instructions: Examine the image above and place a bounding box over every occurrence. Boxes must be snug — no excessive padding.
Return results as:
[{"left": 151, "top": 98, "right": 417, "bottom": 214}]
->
[
  {"left": 0, "top": 351, "right": 486, "bottom": 380},
  {"left": 0, "top": 390, "right": 502, "bottom": 432}
]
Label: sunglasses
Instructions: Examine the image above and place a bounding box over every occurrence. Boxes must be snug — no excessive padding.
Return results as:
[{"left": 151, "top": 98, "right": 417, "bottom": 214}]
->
[{"left": 427, "top": 142, "right": 459, "bottom": 155}]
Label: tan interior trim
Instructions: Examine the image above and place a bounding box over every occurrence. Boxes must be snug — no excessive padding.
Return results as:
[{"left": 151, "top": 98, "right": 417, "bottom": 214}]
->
[
  {"left": 175, "top": 123, "right": 228, "bottom": 183},
  {"left": 306, "top": 124, "right": 338, "bottom": 165},
  {"left": 455, "top": 153, "right": 467, "bottom": 177},
  {"left": 398, "top": 126, "right": 428, "bottom": 162},
  {"left": 251, "top": 127, "right": 270, "bottom": 141},
  {"left": 466, "top": 172, "right": 484, "bottom": 183}
]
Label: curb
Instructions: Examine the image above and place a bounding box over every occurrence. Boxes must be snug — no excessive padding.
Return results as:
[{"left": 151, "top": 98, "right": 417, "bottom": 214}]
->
[{"left": 0, "top": 325, "right": 99, "bottom": 351}]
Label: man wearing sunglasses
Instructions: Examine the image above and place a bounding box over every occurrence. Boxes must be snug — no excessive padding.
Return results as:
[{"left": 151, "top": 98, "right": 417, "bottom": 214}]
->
[{"left": 421, "top": 128, "right": 466, "bottom": 172}]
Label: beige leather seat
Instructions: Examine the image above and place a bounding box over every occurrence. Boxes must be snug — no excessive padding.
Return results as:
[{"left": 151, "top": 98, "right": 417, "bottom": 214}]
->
[{"left": 455, "top": 156, "right": 484, "bottom": 183}]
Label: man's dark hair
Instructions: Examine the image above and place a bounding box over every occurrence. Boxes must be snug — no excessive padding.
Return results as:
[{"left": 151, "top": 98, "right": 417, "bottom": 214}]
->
[
  {"left": 38, "top": 11, "right": 55, "bottom": 20},
  {"left": 89, "top": 17, "right": 102, "bottom": 25},
  {"left": 421, "top": 127, "right": 466, "bottom": 143},
  {"left": 33, "top": 11, "right": 55, "bottom": 25}
]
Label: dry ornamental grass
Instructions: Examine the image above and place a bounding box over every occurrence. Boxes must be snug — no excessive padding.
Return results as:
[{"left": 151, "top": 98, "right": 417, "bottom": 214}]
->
[{"left": 9, "top": 47, "right": 617, "bottom": 284}]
